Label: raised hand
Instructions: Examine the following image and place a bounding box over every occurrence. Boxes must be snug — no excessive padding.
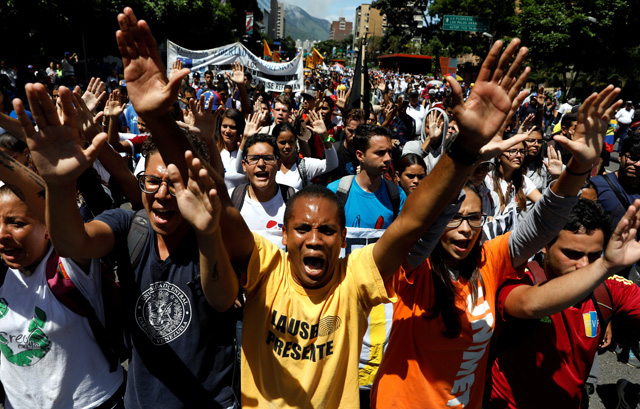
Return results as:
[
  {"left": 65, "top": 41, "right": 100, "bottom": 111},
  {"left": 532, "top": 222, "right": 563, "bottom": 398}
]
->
[
  {"left": 169, "top": 59, "right": 185, "bottom": 86},
  {"left": 602, "top": 199, "right": 640, "bottom": 273},
  {"left": 543, "top": 145, "right": 563, "bottom": 177},
  {"left": 336, "top": 89, "right": 349, "bottom": 111},
  {"left": 177, "top": 95, "right": 220, "bottom": 140},
  {"left": 518, "top": 113, "right": 535, "bottom": 134},
  {"left": 71, "top": 89, "right": 104, "bottom": 142},
  {"left": 427, "top": 110, "right": 444, "bottom": 140},
  {"left": 243, "top": 110, "right": 266, "bottom": 139},
  {"left": 116, "top": 7, "right": 190, "bottom": 118},
  {"left": 226, "top": 61, "right": 245, "bottom": 85},
  {"left": 167, "top": 150, "right": 221, "bottom": 235},
  {"left": 13, "top": 84, "right": 106, "bottom": 186},
  {"left": 553, "top": 85, "right": 621, "bottom": 169},
  {"left": 306, "top": 109, "right": 328, "bottom": 135},
  {"left": 447, "top": 39, "right": 530, "bottom": 155},
  {"left": 82, "top": 77, "right": 107, "bottom": 113},
  {"left": 104, "top": 89, "right": 126, "bottom": 118}
]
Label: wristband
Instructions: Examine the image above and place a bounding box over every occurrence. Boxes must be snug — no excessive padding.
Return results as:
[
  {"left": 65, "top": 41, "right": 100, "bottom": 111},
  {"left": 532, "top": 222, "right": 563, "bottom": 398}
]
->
[
  {"left": 322, "top": 134, "right": 335, "bottom": 143},
  {"left": 565, "top": 166, "right": 591, "bottom": 176},
  {"left": 444, "top": 135, "right": 481, "bottom": 166}
]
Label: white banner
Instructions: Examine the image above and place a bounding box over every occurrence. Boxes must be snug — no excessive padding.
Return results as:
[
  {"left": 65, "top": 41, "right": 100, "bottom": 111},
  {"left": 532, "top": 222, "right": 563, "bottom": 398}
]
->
[{"left": 167, "top": 40, "right": 304, "bottom": 93}]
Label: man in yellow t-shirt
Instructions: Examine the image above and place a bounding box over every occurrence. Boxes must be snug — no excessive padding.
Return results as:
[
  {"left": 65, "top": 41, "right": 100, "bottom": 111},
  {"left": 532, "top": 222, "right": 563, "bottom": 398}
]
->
[{"left": 169, "top": 38, "right": 532, "bottom": 408}]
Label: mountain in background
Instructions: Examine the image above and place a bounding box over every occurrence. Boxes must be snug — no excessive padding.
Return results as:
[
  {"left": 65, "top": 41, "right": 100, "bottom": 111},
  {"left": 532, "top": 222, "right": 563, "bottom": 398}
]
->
[{"left": 256, "top": 0, "right": 330, "bottom": 41}]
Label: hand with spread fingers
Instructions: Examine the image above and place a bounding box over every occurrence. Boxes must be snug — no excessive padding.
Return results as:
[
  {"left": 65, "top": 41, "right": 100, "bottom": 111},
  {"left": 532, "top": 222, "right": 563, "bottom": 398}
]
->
[
  {"left": 243, "top": 110, "right": 266, "bottom": 140},
  {"left": 306, "top": 109, "right": 328, "bottom": 136},
  {"left": 602, "top": 199, "right": 640, "bottom": 273},
  {"left": 167, "top": 150, "right": 221, "bottom": 235},
  {"left": 543, "top": 145, "right": 563, "bottom": 178},
  {"left": 116, "top": 7, "right": 190, "bottom": 118},
  {"left": 177, "top": 94, "right": 221, "bottom": 139},
  {"left": 226, "top": 61, "right": 245, "bottom": 86},
  {"left": 81, "top": 77, "right": 107, "bottom": 113},
  {"left": 104, "top": 89, "right": 126, "bottom": 118},
  {"left": 553, "top": 85, "right": 622, "bottom": 171},
  {"left": 71, "top": 89, "right": 104, "bottom": 142},
  {"left": 446, "top": 38, "right": 531, "bottom": 158},
  {"left": 13, "top": 84, "right": 106, "bottom": 186}
]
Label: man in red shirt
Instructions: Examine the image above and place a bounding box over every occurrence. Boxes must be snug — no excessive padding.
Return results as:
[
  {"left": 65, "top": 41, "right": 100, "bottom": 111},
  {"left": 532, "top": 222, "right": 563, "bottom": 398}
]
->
[{"left": 485, "top": 199, "right": 640, "bottom": 409}]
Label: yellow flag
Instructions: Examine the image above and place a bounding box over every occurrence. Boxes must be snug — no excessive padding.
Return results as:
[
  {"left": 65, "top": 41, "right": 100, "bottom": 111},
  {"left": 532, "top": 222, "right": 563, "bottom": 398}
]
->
[{"left": 264, "top": 40, "right": 272, "bottom": 58}]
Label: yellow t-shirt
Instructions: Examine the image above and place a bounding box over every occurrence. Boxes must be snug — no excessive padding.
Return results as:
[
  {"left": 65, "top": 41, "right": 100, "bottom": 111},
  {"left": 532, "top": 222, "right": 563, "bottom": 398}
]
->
[{"left": 240, "top": 233, "right": 393, "bottom": 408}]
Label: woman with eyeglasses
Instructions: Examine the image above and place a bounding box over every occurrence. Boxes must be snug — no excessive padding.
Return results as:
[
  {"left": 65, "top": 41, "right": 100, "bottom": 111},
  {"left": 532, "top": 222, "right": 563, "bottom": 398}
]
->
[
  {"left": 522, "top": 126, "right": 564, "bottom": 211},
  {"left": 487, "top": 135, "right": 541, "bottom": 218}
]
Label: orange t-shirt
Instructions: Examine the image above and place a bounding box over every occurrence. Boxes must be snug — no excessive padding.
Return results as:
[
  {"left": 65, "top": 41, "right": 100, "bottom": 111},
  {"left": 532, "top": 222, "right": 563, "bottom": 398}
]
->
[{"left": 370, "top": 233, "right": 523, "bottom": 409}]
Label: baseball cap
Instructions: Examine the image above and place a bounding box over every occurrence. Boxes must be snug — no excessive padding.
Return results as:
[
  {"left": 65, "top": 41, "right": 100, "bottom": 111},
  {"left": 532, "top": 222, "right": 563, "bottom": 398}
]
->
[
  {"left": 568, "top": 97, "right": 577, "bottom": 105},
  {"left": 203, "top": 90, "right": 221, "bottom": 110}
]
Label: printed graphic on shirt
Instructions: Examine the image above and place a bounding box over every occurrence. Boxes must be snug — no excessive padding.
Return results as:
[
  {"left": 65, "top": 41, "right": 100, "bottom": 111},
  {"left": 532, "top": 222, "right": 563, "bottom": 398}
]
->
[
  {"left": 447, "top": 287, "right": 494, "bottom": 408},
  {"left": 266, "top": 310, "right": 340, "bottom": 362},
  {"left": 136, "top": 281, "right": 192, "bottom": 345},
  {"left": 583, "top": 311, "right": 598, "bottom": 338},
  {"left": 0, "top": 300, "right": 51, "bottom": 366}
]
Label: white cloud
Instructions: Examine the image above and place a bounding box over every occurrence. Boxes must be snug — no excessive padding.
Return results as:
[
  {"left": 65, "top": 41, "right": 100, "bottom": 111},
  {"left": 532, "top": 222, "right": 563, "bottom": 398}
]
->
[{"left": 282, "top": 0, "right": 359, "bottom": 22}]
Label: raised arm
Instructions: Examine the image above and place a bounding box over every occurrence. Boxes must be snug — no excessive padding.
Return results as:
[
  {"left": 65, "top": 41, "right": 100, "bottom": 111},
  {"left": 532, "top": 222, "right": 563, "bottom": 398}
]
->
[
  {"left": 167, "top": 151, "right": 239, "bottom": 311},
  {"left": 226, "top": 61, "right": 251, "bottom": 116},
  {"left": 509, "top": 85, "right": 622, "bottom": 267},
  {"left": 373, "top": 39, "right": 531, "bottom": 279},
  {"left": 116, "top": 7, "right": 193, "bottom": 180},
  {"left": 506, "top": 199, "right": 640, "bottom": 319},
  {"left": 14, "top": 84, "right": 115, "bottom": 259}
]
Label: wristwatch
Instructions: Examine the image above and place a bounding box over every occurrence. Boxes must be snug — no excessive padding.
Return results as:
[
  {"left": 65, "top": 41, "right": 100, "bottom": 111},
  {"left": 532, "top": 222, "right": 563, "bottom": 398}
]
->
[{"left": 444, "top": 135, "right": 481, "bottom": 166}]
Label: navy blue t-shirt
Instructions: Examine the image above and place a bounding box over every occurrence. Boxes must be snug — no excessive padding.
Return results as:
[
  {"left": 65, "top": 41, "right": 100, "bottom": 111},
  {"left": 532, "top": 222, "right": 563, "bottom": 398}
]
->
[{"left": 95, "top": 208, "right": 238, "bottom": 409}]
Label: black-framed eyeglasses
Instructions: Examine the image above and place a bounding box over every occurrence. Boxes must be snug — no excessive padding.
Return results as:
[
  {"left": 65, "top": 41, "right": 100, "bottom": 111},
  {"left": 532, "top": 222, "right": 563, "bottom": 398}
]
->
[
  {"left": 244, "top": 154, "right": 277, "bottom": 165},
  {"left": 137, "top": 174, "right": 176, "bottom": 196},
  {"left": 447, "top": 213, "right": 487, "bottom": 229},
  {"left": 504, "top": 149, "right": 527, "bottom": 157}
]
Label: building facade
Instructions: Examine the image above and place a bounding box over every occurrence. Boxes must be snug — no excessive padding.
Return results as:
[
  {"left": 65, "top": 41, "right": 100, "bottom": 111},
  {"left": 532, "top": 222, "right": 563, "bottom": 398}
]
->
[
  {"left": 268, "top": 0, "right": 286, "bottom": 40},
  {"left": 331, "top": 17, "right": 353, "bottom": 41},
  {"left": 353, "top": 4, "right": 386, "bottom": 49}
]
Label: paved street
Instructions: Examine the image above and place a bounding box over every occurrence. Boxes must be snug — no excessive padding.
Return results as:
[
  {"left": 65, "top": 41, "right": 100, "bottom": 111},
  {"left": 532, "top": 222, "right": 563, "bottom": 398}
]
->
[{"left": 589, "top": 350, "right": 639, "bottom": 408}]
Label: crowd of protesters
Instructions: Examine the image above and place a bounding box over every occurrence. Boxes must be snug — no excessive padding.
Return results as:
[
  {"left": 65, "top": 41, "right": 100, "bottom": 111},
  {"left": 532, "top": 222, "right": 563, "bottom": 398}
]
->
[{"left": 0, "top": 6, "right": 639, "bottom": 409}]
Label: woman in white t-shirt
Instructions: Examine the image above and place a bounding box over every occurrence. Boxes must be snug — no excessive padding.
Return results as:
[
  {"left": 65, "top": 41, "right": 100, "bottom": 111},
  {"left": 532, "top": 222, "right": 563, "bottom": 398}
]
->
[
  {"left": 272, "top": 120, "right": 338, "bottom": 190},
  {"left": 485, "top": 137, "right": 541, "bottom": 218},
  {"left": 217, "top": 108, "right": 248, "bottom": 190},
  {"left": 0, "top": 187, "right": 124, "bottom": 409}
]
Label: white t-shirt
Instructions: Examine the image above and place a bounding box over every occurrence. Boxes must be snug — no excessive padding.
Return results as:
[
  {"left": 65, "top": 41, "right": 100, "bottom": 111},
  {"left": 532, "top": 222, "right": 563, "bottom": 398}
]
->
[
  {"left": 0, "top": 247, "right": 123, "bottom": 409},
  {"left": 220, "top": 149, "right": 247, "bottom": 190},
  {"left": 228, "top": 186, "right": 291, "bottom": 231},
  {"left": 406, "top": 104, "right": 427, "bottom": 137},
  {"left": 484, "top": 172, "right": 536, "bottom": 215},
  {"left": 275, "top": 147, "right": 338, "bottom": 189}
]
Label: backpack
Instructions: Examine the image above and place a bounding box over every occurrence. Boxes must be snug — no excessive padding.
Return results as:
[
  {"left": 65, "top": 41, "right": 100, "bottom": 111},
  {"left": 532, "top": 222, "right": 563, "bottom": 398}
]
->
[
  {"left": 230, "top": 183, "right": 297, "bottom": 211},
  {"left": 334, "top": 175, "right": 401, "bottom": 220}
]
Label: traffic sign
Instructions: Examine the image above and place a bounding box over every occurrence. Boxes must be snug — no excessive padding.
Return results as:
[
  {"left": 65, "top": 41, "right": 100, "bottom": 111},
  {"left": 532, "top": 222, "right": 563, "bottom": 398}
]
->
[{"left": 442, "top": 15, "right": 490, "bottom": 32}]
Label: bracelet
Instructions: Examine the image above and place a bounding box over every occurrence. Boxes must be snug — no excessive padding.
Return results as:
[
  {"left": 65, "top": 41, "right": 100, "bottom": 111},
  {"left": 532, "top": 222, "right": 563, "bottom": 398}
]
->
[
  {"left": 565, "top": 166, "right": 591, "bottom": 176},
  {"left": 322, "top": 134, "right": 335, "bottom": 143}
]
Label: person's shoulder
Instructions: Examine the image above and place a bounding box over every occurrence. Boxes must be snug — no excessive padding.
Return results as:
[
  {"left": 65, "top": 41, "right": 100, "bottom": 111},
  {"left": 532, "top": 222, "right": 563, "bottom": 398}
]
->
[{"left": 326, "top": 178, "right": 341, "bottom": 193}]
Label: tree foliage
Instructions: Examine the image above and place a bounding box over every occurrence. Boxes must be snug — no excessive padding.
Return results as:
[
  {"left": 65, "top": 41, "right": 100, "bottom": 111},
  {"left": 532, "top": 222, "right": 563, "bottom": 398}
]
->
[{"left": 370, "top": 0, "right": 640, "bottom": 99}]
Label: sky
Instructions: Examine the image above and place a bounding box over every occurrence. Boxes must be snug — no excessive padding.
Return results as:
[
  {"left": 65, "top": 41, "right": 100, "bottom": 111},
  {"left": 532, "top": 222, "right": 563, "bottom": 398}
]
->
[{"left": 284, "top": 0, "right": 361, "bottom": 24}]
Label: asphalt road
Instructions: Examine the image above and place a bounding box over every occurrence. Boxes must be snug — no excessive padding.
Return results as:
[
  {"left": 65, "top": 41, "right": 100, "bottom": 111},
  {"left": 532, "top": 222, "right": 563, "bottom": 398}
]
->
[{"left": 589, "top": 350, "right": 639, "bottom": 408}]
